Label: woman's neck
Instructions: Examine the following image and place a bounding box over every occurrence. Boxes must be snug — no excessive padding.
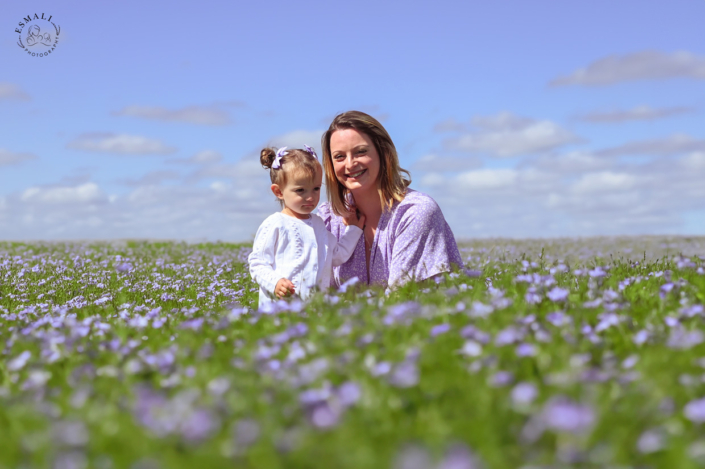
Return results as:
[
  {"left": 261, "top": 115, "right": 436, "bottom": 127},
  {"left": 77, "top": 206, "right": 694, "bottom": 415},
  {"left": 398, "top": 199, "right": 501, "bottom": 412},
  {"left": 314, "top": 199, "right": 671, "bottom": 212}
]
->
[{"left": 351, "top": 188, "right": 383, "bottom": 225}]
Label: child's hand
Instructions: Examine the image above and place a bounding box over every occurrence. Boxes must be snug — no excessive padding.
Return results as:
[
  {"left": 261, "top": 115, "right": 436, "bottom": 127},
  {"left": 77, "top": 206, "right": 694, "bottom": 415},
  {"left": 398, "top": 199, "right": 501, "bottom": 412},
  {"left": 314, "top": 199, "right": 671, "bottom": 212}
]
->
[
  {"left": 342, "top": 208, "right": 366, "bottom": 230},
  {"left": 274, "top": 278, "right": 295, "bottom": 299}
]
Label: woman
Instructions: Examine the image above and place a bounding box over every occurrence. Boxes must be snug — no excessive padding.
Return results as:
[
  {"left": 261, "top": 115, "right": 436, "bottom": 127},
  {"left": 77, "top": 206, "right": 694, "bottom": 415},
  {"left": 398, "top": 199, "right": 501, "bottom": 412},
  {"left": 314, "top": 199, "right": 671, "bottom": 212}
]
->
[{"left": 316, "top": 111, "right": 463, "bottom": 289}]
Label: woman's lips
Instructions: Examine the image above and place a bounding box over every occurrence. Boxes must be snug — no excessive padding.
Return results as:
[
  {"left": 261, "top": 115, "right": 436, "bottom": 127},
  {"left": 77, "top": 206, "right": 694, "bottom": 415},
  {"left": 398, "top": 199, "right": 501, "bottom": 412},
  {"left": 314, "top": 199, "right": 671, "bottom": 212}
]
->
[{"left": 346, "top": 168, "right": 366, "bottom": 180}]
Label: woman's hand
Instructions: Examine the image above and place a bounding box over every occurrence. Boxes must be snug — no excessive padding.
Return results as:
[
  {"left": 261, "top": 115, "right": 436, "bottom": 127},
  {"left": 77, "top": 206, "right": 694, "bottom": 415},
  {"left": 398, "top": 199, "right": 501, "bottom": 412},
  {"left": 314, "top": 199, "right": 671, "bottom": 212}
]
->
[
  {"left": 341, "top": 208, "right": 366, "bottom": 230},
  {"left": 274, "top": 278, "right": 295, "bottom": 299}
]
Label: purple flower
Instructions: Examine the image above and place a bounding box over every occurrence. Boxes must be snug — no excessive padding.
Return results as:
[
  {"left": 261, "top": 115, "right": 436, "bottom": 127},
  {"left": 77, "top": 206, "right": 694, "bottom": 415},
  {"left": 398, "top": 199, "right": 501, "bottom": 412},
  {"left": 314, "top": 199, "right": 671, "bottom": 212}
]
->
[
  {"left": 633, "top": 330, "right": 650, "bottom": 345},
  {"left": 681, "top": 304, "right": 704, "bottom": 318},
  {"left": 588, "top": 267, "right": 607, "bottom": 278},
  {"left": 308, "top": 401, "right": 341, "bottom": 429},
  {"left": 389, "top": 361, "right": 419, "bottom": 388},
  {"left": 460, "top": 325, "right": 490, "bottom": 344},
  {"left": 547, "top": 287, "right": 569, "bottom": 302},
  {"left": 515, "top": 343, "right": 537, "bottom": 357},
  {"left": 602, "top": 289, "right": 619, "bottom": 301},
  {"left": 181, "top": 408, "right": 220, "bottom": 443},
  {"left": 459, "top": 340, "right": 483, "bottom": 357},
  {"left": 299, "top": 387, "right": 331, "bottom": 406},
  {"left": 664, "top": 316, "right": 680, "bottom": 328},
  {"left": 430, "top": 323, "right": 451, "bottom": 337},
  {"left": 660, "top": 282, "right": 675, "bottom": 299},
  {"left": 469, "top": 301, "right": 494, "bottom": 318},
  {"left": 393, "top": 444, "right": 431, "bottom": 469},
  {"left": 525, "top": 291, "right": 542, "bottom": 305},
  {"left": 495, "top": 326, "right": 522, "bottom": 346},
  {"left": 179, "top": 318, "right": 204, "bottom": 331},
  {"left": 511, "top": 382, "right": 538, "bottom": 405},
  {"left": 115, "top": 262, "right": 133, "bottom": 273},
  {"left": 371, "top": 361, "right": 392, "bottom": 376},
  {"left": 489, "top": 371, "right": 514, "bottom": 387},
  {"left": 7, "top": 350, "right": 31, "bottom": 371},
  {"left": 621, "top": 355, "right": 639, "bottom": 369},
  {"left": 542, "top": 397, "right": 595, "bottom": 434},
  {"left": 463, "top": 269, "right": 482, "bottom": 278},
  {"left": 685, "top": 397, "right": 705, "bottom": 422},
  {"left": 384, "top": 301, "right": 421, "bottom": 325},
  {"left": 637, "top": 429, "right": 665, "bottom": 454},
  {"left": 546, "top": 311, "right": 570, "bottom": 327},
  {"left": 336, "top": 382, "right": 361, "bottom": 407},
  {"left": 437, "top": 443, "right": 482, "bottom": 469},
  {"left": 53, "top": 452, "right": 87, "bottom": 469},
  {"left": 22, "top": 370, "right": 52, "bottom": 390},
  {"left": 667, "top": 328, "right": 704, "bottom": 349},
  {"left": 233, "top": 419, "right": 260, "bottom": 448},
  {"left": 52, "top": 421, "right": 89, "bottom": 447},
  {"left": 595, "top": 312, "right": 620, "bottom": 332}
]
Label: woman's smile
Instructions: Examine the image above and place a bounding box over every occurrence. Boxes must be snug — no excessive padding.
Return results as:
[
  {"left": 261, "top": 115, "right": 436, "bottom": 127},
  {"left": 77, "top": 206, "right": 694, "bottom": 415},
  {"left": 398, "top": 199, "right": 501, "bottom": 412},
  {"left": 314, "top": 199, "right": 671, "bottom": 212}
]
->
[{"left": 346, "top": 168, "right": 367, "bottom": 180}]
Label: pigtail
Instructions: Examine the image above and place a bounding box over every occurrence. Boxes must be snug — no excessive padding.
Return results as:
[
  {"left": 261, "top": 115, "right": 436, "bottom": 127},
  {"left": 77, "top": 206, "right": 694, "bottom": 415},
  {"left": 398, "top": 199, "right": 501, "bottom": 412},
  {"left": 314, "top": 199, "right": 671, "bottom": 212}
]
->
[{"left": 260, "top": 148, "right": 276, "bottom": 169}]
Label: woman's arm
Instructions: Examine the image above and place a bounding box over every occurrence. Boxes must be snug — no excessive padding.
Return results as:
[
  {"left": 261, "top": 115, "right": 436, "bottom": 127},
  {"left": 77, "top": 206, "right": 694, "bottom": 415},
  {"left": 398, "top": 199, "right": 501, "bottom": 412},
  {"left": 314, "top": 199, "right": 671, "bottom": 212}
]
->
[
  {"left": 330, "top": 226, "right": 363, "bottom": 267},
  {"left": 388, "top": 197, "right": 462, "bottom": 288}
]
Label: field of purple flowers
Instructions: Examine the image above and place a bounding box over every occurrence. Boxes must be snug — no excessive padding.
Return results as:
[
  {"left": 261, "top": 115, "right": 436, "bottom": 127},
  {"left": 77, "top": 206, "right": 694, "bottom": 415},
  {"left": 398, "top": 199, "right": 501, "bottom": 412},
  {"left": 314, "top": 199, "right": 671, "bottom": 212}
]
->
[{"left": 1, "top": 237, "right": 704, "bottom": 468}]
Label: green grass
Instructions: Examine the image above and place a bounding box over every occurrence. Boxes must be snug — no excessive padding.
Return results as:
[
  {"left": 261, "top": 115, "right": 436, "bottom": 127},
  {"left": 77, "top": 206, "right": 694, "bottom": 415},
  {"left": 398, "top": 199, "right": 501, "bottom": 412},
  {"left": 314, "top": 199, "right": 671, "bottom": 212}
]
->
[{"left": 0, "top": 237, "right": 704, "bottom": 468}]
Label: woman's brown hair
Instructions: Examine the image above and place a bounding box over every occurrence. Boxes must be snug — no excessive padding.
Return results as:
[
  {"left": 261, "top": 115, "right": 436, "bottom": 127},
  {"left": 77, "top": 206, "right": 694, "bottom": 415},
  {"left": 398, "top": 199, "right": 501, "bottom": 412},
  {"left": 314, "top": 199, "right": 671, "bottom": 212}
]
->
[{"left": 321, "top": 111, "right": 411, "bottom": 216}]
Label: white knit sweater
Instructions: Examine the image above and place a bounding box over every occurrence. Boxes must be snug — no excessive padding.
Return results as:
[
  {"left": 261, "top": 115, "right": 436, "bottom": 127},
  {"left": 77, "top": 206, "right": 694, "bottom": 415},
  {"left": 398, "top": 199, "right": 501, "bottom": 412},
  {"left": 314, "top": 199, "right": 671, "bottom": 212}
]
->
[{"left": 248, "top": 212, "right": 362, "bottom": 307}]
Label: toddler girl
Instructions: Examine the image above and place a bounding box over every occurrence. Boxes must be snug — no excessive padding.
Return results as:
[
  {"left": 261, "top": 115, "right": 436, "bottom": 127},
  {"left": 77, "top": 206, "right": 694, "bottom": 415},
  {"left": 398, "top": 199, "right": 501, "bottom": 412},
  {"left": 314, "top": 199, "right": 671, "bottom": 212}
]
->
[{"left": 248, "top": 145, "right": 365, "bottom": 307}]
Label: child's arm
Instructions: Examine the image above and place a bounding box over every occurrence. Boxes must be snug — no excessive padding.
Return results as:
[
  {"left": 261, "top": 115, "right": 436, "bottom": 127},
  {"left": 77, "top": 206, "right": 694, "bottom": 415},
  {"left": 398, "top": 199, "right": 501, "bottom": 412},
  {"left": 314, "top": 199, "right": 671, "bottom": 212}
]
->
[
  {"left": 330, "top": 210, "right": 366, "bottom": 267},
  {"left": 248, "top": 220, "right": 294, "bottom": 298}
]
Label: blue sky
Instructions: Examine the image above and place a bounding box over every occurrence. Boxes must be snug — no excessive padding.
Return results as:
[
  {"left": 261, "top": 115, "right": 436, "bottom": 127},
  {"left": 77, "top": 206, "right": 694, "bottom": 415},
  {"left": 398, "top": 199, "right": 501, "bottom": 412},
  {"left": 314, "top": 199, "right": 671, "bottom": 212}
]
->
[{"left": 2, "top": 0, "right": 704, "bottom": 241}]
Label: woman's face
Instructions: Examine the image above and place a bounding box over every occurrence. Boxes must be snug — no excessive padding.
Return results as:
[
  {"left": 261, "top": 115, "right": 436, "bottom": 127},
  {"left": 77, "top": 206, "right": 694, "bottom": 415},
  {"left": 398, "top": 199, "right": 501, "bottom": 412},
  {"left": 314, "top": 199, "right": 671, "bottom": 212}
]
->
[{"left": 329, "top": 128, "right": 381, "bottom": 194}]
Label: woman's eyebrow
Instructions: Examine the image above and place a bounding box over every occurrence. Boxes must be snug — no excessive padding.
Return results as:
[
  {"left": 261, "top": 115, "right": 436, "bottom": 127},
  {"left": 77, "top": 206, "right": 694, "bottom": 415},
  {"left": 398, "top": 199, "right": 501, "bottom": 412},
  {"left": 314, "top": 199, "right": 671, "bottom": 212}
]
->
[{"left": 332, "top": 144, "right": 367, "bottom": 153}]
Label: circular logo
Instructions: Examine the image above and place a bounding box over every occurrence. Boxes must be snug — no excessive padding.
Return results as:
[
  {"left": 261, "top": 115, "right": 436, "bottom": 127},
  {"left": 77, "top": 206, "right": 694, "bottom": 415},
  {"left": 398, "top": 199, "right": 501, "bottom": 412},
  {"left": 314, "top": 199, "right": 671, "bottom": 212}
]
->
[{"left": 15, "top": 13, "right": 60, "bottom": 58}]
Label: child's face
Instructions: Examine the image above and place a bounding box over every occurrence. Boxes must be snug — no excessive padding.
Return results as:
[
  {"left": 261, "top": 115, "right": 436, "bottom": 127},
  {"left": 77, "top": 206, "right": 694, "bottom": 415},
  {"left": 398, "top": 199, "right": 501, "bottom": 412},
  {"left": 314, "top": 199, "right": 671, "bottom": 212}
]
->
[{"left": 273, "top": 167, "right": 322, "bottom": 219}]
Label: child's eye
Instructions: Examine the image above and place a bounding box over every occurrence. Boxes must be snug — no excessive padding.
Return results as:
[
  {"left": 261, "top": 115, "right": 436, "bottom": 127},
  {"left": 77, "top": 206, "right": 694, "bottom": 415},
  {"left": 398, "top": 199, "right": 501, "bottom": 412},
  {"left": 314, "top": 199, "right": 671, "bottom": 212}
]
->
[
  {"left": 314, "top": 187, "right": 320, "bottom": 191},
  {"left": 295, "top": 189, "right": 304, "bottom": 193}
]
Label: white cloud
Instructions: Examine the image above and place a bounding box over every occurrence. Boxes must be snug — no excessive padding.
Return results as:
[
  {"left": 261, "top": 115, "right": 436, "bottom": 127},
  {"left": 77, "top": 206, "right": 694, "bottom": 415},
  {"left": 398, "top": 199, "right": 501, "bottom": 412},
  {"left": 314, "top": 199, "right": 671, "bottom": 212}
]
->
[
  {"left": 528, "top": 151, "right": 610, "bottom": 174},
  {"left": 455, "top": 168, "right": 518, "bottom": 190},
  {"left": 168, "top": 150, "right": 223, "bottom": 165},
  {"left": 680, "top": 152, "right": 705, "bottom": 171},
  {"left": 550, "top": 50, "right": 705, "bottom": 87},
  {"left": 575, "top": 105, "right": 695, "bottom": 123},
  {"left": 416, "top": 150, "right": 704, "bottom": 238},
  {"left": 0, "top": 83, "right": 30, "bottom": 101},
  {"left": 117, "top": 170, "right": 182, "bottom": 187},
  {"left": 67, "top": 133, "right": 177, "bottom": 155},
  {"left": 0, "top": 128, "right": 326, "bottom": 241},
  {"left": 0, "top": 149, "right": 37, "bottom": 166},
  {"left": 571, "top": 171, "right": 639, "bottom": 194},
  {"left": 21, "top": 182, "right": 107, "bottom": 204},
  {"left": 411, "top": 154, "right": 482, "bottom": 172},
  {"left": 190, "top": 150, "right": 223, "bottom": 164},
  {"left": 3, "top": 180, "right": 275, "bottom": 240},
  {"left": 268, "top": 130, "right": 326, "bottom": 154},
  {"left": 442, "top": 112, "right": 581, "bottom": 157},
  {"left": 112, "top": 105, "right": 231, "bottom": 125},
  {"left": 597, "top": 134, "right": 705, "bottom": 157}
]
